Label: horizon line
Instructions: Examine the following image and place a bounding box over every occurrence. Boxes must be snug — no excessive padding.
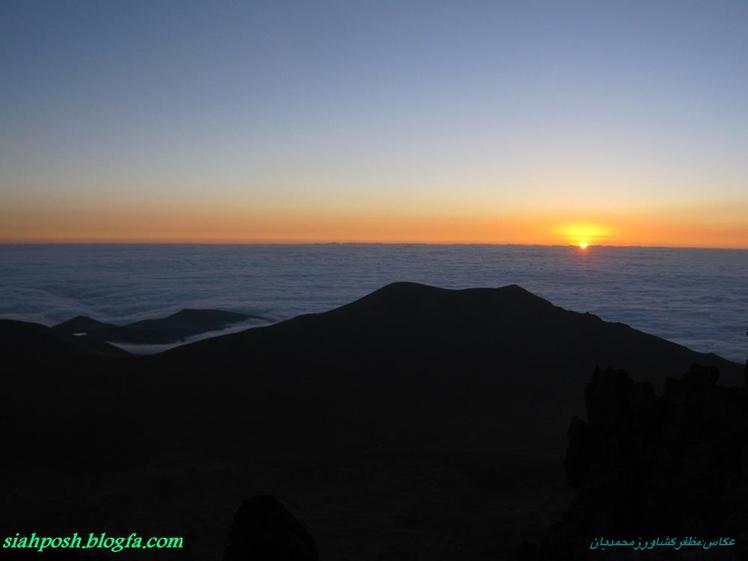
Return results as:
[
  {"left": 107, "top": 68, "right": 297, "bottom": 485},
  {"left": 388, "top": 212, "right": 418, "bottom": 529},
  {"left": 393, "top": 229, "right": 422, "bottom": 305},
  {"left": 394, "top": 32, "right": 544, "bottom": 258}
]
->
[{"left": 1, "top": 241, "right": 747, "bottom": 251}]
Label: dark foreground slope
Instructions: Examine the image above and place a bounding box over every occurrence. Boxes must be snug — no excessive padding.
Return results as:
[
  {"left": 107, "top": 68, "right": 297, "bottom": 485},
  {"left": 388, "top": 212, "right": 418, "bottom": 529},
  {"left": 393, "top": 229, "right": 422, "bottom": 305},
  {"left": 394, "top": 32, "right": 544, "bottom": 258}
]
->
[{"left": 0, "top": 283, "right": 742, "bottom": 560}]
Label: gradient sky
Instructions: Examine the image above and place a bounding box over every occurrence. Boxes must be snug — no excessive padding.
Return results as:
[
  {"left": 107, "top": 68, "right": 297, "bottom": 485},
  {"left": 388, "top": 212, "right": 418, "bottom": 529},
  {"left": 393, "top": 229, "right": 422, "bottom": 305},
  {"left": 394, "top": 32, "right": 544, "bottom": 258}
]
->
[{"left": 1, "top": 0, "right": 747, "bottom": 246}]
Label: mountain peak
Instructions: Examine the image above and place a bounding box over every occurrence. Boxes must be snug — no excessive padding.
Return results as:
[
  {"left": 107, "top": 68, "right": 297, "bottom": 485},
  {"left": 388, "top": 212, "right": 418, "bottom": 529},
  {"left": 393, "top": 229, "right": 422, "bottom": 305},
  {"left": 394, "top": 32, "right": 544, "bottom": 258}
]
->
[{"left": 54, "top": 315, "right": 116, "bottom": 334}]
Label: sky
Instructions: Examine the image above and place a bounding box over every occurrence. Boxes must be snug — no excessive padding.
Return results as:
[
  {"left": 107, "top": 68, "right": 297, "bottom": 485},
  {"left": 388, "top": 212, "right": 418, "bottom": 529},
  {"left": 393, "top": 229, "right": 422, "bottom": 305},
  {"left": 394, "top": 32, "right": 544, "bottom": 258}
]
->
[{"left": 1, "top": 0, "right": 747, "bottom": 247}]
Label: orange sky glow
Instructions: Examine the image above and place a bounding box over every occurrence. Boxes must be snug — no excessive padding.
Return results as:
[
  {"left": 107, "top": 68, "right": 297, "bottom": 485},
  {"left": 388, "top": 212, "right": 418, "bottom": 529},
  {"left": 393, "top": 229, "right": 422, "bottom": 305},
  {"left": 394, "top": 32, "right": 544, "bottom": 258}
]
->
[{"left": 2, "top": 202, "right": 746, "bottom": 248}]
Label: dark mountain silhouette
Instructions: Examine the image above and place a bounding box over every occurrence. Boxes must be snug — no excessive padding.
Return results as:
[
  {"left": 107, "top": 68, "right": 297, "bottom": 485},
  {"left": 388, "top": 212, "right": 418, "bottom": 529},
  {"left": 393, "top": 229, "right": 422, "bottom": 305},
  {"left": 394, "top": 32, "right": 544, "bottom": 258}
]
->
[
  {"left": 1, "top": 283, "right": 743, "bottom": 560},
  {"left": 162, "top": 283, "right": 740, "bottom": 388},
  {"left": 148, "top": 282, "right": 741, "bottom": 456},
  {"left": 52, "top": 308, "right": 264, "bottom": 344}
]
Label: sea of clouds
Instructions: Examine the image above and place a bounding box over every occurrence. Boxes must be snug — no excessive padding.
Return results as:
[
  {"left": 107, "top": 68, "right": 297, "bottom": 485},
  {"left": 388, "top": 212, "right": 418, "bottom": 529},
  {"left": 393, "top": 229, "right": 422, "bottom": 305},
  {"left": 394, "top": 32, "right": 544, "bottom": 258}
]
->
[{"left": 1, "top": 244, "right": 746, "bottom": 362}]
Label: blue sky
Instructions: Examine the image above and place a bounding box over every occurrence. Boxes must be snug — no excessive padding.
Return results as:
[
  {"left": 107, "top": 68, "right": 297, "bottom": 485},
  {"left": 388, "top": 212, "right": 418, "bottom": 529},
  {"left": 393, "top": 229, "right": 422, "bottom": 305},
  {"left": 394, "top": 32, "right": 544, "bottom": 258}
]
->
[{"left": 1, "top": 0, "right": 747, "bottom": 245}]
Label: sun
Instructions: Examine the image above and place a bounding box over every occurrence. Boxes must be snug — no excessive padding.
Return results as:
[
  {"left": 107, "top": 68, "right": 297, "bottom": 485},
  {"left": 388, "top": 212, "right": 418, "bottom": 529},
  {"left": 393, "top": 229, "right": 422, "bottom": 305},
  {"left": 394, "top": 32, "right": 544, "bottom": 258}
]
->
[{"left": 557, "top": 223, "right": 610, "bottom": 248}]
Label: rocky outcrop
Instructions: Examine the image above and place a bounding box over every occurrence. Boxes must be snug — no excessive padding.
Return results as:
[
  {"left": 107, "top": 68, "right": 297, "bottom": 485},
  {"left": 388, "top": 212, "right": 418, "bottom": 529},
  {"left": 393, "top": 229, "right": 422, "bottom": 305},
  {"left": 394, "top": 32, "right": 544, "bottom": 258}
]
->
[
  {"left": 521, "top": 364, "right": 748, "bottom": 560},
  {"left": 222, "top": 495, "right": 318, "bottom": 561}
]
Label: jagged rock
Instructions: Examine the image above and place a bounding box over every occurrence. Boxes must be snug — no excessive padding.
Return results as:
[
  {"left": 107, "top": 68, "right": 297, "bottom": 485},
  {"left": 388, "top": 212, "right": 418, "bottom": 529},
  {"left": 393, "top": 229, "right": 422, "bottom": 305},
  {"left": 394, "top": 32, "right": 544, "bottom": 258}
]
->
[
  {"left": 664, "top": 363, "right": 719, "bottom": 396},
  {"left": 522, "top": 364, "right": 748, "bottom": 560},
  {"left": 566, "top": 367, "right": 660, "bottom": 490},
  {"left": 564, "top": 416, "right": 593, "bottom": 488},
  {"left": 222, "top": 495, "right": 318, "bottom": 561}
]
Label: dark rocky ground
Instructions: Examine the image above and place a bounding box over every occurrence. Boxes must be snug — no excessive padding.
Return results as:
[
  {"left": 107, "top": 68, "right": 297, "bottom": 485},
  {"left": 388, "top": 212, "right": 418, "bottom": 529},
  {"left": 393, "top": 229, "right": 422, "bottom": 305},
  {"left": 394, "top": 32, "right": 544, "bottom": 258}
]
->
[{"left": 1, "top": 283, "right": 743, "bottom": 559}]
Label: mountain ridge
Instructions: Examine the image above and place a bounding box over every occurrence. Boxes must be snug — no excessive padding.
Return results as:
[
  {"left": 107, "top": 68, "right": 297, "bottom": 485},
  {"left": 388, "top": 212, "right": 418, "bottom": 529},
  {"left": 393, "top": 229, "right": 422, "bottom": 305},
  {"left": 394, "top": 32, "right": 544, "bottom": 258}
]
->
[{"left": 51, "top": 308, "right": 265, "bottom": 344}]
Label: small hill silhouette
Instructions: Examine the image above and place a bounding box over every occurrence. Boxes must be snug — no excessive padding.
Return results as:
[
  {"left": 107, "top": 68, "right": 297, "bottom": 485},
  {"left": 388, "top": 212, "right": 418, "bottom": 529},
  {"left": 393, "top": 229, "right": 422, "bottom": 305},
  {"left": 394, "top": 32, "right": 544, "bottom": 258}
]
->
[
  {"left": 52, "top": 308, "right": 264, "bottom": 344},
  {"left": 0, "top": 319, "right": 128, "bottom": 361}
]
